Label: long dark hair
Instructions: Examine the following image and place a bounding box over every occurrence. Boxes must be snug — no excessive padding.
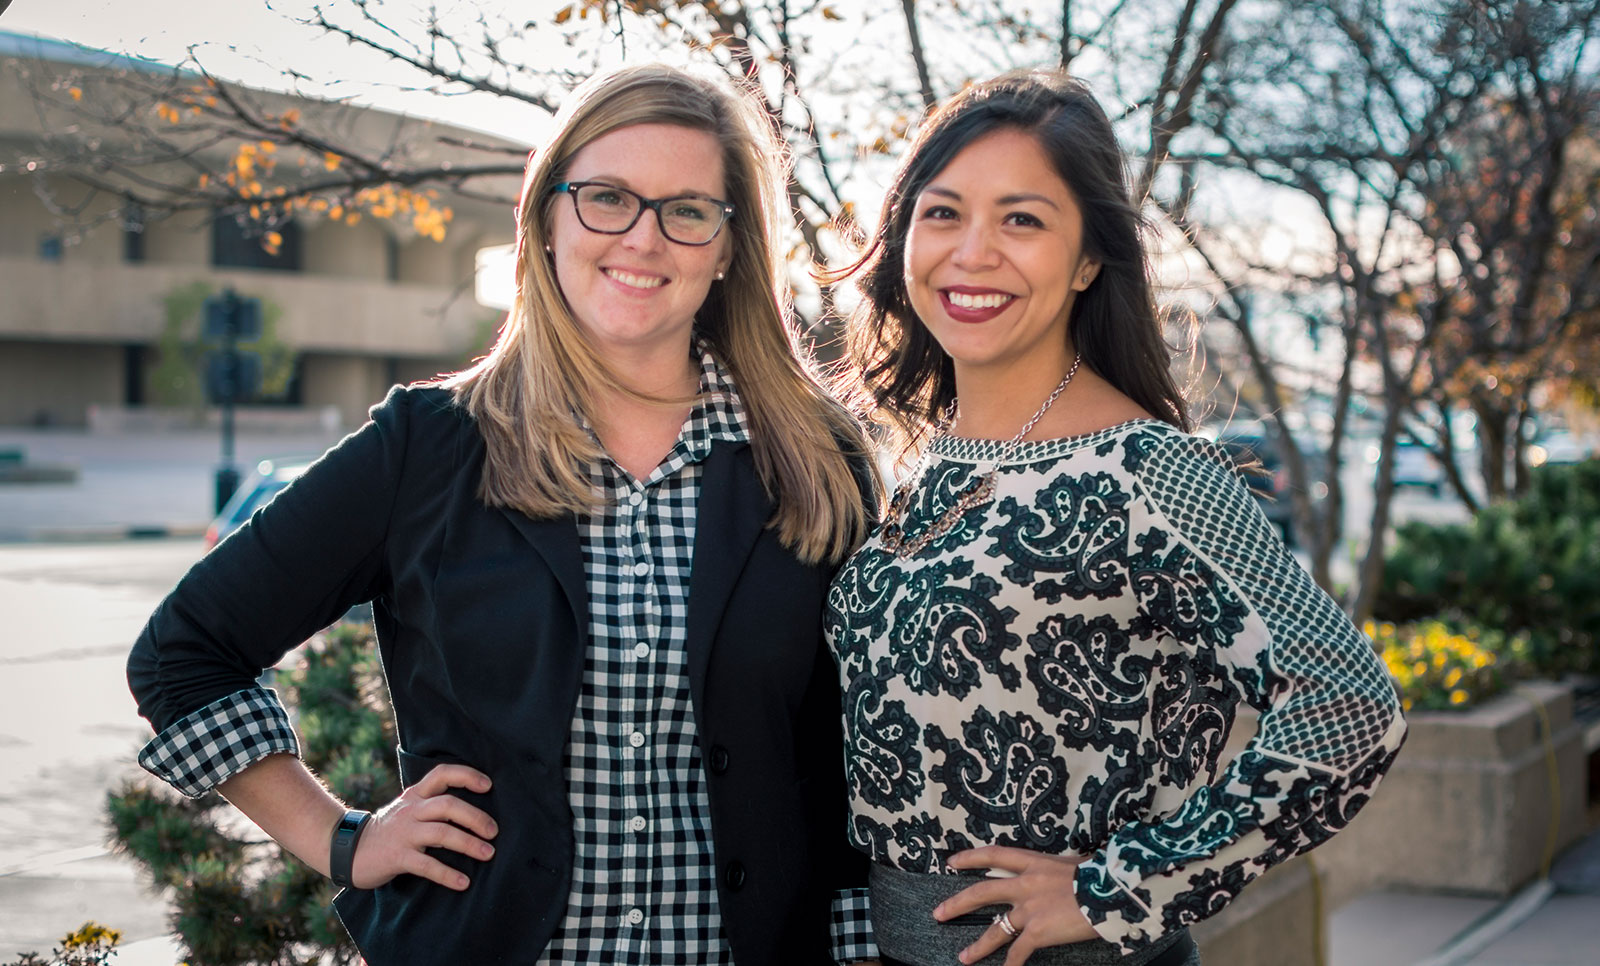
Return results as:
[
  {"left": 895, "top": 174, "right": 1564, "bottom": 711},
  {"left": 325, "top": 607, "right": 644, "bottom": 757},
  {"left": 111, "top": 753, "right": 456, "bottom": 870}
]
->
[{"left": 836, "top": 69, "right": 1191, "bottom": 450}]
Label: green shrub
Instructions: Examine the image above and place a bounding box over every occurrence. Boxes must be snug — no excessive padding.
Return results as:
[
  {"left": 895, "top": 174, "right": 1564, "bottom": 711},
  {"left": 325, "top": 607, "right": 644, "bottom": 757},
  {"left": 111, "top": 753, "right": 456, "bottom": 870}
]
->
[
  {"left": 106, "top": 621, "right": 396, "bottom": 966},
  {"left": 1376, "top": 459, "right": 1600, "bottom": 674}
]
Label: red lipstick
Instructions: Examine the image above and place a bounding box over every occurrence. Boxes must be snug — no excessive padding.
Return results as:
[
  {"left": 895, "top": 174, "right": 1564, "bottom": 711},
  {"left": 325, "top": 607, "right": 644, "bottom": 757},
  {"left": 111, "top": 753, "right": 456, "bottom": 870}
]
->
[{"left": 938, "top": 286, "right": 1016, "bottom": 324}]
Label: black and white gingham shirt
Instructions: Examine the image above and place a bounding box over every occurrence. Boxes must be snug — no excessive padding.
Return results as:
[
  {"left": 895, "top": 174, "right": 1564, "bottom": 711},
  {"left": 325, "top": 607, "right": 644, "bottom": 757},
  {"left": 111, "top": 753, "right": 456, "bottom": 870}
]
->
[{"left": 138, "top": 350, "right": 876, "bottom": 964}]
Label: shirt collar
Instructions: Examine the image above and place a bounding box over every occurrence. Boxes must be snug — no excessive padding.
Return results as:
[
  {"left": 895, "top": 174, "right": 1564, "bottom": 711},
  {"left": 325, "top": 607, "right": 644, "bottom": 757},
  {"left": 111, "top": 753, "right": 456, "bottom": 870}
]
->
[{"left": 682, "top": 345, "right": 750, "bottom": 463}]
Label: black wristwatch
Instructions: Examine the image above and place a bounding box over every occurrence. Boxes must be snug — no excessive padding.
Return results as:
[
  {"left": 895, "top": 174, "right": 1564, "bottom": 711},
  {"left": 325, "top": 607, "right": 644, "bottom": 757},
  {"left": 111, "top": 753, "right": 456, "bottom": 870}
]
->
[{"left": 329, "top": 809, "right": 373, "bottom": 890}]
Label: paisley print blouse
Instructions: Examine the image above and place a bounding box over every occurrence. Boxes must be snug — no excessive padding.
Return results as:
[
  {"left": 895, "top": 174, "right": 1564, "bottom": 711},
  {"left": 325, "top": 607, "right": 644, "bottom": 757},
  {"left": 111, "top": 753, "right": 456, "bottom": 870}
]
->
[{"left": 825, "top": 419, "right": 1407, "bottom": 954}]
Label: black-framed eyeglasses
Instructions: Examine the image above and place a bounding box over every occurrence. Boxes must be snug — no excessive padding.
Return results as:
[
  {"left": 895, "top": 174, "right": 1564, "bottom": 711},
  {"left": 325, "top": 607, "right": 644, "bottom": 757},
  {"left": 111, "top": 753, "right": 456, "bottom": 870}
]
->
[{"left": 550, "top": 181, "right": 735, "bottom": 246}]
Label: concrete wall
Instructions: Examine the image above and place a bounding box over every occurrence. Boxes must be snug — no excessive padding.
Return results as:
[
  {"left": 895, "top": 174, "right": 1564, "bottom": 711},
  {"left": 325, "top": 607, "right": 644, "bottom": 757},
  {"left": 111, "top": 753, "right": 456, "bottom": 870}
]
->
[
  {"left": 298, "top": 352, "right": 462, "bottom": 428},
  {"left": 301, "top": 218, "right": 389, "bottom": 281},
  {"left": 398, "top": 235, "right": 457, "bottom": 287},
  {"left": 0, "top": 339, "right": 123, "bottom": 426},
  {"left": 1223, "top": 680, "right": 1586, "bottom": 909},
  {"left": 298, "top": 354, "right": 394, "bottom": 429},
  {"left": 1193, "top": 858, "right": 1321, "bottom": 966},
  {"left": 143, "top": 214, "right": 211, "bottom": 266},
  {"left": 0, "top": 256, "right": 492, "bottom": 356}
]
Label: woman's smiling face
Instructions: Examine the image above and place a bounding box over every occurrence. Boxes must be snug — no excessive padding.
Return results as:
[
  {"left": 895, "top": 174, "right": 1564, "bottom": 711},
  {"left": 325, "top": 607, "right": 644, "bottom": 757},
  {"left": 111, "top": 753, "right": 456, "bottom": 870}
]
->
[
  {"left": 902, "top": 127, "right": 1099, "bottom": 378},
  {"left": 547, "top": 122, "right": 733, "bottom": 360}
]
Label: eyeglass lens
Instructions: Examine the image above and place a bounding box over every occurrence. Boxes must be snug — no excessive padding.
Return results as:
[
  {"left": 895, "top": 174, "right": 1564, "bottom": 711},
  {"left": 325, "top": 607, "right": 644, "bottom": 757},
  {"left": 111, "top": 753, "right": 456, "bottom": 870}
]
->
[{"left": 571, "top": 183, "right": 726, "bottom": 245}]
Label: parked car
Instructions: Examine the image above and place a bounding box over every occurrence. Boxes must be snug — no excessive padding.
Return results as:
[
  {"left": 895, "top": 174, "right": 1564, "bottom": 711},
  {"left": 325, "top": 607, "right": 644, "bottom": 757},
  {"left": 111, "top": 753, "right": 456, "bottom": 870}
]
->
[
  {"left": 1389, "top": 438, "right": 1445, "bottom": 497},
  {"left": 1213, "top": 423, "right": 1324, "bottom": 548},
  {"left": 1529, "top": 430, "right": 1598, "bottom": 467},
  {"left": 204, "top": 456, "right": 314, "bottom": 549}
]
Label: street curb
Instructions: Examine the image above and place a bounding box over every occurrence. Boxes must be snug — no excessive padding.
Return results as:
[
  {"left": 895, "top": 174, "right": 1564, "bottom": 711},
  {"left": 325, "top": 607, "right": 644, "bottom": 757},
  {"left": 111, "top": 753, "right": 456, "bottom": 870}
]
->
[
  {"left": 0, "top": 523, "right": 209, "bottom": 544},
  {"left": 1409, "top": 878, "right": 1556, "bottom": 966}
]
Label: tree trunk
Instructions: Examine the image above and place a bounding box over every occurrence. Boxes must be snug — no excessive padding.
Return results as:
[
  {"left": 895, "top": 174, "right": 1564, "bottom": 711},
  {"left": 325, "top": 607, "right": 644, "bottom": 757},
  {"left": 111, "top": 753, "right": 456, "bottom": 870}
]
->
[
  {"left": 1512, "top": 399, "right": 1533, "bottom": 495},
  {"left": 1351, "top": 385, "right": 1405, "bottom": 624},
  {"left": 1472, "top": 396, "right": 1509, "bottom": 500}
]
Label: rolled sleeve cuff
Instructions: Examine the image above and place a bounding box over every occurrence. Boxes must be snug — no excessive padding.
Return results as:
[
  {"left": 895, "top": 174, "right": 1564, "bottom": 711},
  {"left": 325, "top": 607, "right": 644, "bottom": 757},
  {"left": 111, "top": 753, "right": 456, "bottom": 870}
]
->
[
  {"left": 137, "top": 688, "right": 299, "bottom": 798},
  {"left": 1074, "top": 856, "right": 1159, "bottom": 955},
  {"left": 830, "top": 886, "right": 878, "bottom": 964}
]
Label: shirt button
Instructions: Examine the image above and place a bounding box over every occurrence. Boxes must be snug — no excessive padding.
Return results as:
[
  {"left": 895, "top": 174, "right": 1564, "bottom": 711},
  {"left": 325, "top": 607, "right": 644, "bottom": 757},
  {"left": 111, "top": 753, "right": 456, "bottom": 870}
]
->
[
  {"left": 629, "top": 731, "right": 646, "bottom": 748},
  {"left": 633, "top": 642, "right": 650, "bottom": 659},
  {"left": 629, "top": 815, "right": 647, "bottom": 832},
  {"left": 632, "top": 561, "right": 650, "bottom": 577},
  {"left": 628, "top": 491, "right": 644, "bottom": 506},
  {"left": 626, "top": 908, "right": 645, "bottom": 926}
]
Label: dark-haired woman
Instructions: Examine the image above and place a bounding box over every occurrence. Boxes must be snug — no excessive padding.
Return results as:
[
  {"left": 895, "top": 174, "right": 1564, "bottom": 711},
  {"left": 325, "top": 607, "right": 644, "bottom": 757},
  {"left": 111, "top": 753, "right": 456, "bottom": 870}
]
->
[
  {"left": 128, "top": 65, "right": 880, "bottom": 966},
  {"left": 826, "top": 70, "right": 1406, "bottom": 966}
]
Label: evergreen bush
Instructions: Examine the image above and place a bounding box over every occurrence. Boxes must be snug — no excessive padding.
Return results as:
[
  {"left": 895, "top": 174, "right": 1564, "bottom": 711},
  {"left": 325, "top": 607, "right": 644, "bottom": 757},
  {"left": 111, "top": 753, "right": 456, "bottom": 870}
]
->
[
  {"left": 105, "top": 621, "right": 396, "bottom": 966},
  {"left": 1376, "top": 459, "right": 1600, "bottom": 674}
]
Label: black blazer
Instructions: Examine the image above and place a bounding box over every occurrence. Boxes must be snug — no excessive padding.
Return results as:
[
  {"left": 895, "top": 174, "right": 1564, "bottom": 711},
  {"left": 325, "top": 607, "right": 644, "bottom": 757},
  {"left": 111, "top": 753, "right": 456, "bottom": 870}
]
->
[{"left": 128, "top": 386, "right": 869, "bottom": 965}]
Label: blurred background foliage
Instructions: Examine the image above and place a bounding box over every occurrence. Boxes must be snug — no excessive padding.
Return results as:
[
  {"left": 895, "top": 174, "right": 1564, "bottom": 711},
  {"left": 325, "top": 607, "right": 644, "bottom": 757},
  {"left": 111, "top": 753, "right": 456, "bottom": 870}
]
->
[{"left": 104, "top": 622, "right": 394, "bottom": 966}]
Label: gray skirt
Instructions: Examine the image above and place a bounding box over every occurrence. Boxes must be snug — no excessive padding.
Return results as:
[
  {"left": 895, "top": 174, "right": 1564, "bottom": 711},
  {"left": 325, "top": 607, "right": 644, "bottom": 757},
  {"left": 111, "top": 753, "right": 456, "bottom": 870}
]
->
[{"left": 869, "top": 863, "right": 1199, "bottom": 966}]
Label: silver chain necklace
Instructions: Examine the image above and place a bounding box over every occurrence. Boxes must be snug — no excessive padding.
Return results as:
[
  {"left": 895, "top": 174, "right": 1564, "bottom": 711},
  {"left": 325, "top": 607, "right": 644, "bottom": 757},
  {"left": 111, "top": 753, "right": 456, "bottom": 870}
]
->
[{"left": 879, "top": 353, "right": 1082, "bottom": 559}]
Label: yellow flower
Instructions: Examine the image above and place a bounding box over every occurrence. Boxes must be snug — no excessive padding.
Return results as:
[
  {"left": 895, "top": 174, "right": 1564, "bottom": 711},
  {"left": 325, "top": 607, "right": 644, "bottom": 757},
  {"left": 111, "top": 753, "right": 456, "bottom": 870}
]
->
[{"left": 1449, "top": 689, "right": 1469, "bottom": 705}]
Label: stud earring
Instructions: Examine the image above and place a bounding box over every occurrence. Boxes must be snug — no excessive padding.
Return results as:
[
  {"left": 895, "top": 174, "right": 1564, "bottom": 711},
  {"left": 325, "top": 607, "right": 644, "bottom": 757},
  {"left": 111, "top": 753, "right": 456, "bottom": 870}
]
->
[
  {"left": 544, "top": 243, "right": 553, "bottom": 253},
  {"left": 715, "top": 271, "right": 725, "bottom": 280}
]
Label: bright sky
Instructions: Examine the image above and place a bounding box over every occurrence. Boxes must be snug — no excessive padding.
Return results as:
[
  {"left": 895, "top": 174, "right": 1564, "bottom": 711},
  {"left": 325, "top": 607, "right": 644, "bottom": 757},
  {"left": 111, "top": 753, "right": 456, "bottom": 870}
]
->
[{"left": 1, "top": 0, "right": 558, "bottom": 143}]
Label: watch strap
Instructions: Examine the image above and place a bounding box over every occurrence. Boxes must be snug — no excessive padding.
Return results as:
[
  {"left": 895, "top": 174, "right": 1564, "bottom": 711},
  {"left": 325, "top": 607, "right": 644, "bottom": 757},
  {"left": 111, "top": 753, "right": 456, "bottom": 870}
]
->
[{"left": 329, "top": 809, "right": 373, "bottom": 889}]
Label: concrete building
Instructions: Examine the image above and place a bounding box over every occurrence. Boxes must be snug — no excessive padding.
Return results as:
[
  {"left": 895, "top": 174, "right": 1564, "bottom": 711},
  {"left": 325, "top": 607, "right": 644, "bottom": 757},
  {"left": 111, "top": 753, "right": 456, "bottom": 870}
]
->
[{"left": 0, "top": 31, "right": 524, "bottom": 429}]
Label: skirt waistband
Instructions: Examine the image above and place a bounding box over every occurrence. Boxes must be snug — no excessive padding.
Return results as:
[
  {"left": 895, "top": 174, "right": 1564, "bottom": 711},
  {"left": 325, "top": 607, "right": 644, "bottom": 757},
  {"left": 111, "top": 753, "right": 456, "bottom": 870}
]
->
[{"left": 869, "top": 862, "right": 1194, "bottom": 966}]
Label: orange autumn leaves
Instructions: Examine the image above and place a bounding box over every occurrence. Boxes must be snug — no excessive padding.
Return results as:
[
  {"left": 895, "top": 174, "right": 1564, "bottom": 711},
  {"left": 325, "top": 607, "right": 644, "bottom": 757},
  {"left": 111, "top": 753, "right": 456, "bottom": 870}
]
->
[{"left": 142, "top": 87, "right": 456, "bottom": 255}]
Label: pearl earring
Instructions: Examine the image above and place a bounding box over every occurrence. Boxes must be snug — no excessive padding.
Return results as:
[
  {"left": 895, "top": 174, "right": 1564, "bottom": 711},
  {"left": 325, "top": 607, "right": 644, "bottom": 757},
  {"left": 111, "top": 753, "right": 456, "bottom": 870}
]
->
[{"left": 715, "top": 271, "right": 725, "bottom": 280}]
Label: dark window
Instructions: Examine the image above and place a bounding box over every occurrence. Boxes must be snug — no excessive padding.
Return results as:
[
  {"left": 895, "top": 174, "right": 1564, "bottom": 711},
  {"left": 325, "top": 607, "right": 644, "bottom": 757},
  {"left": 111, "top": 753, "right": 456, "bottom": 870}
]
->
[
  {"left": 211, "top": 215, "right": 302, "bottom": 272},
  {"left": 38, "top": 234, "right": 63, "bottom": 261},
  {"left": 124, "top": 344, "right": 146, "bottom": 405}
]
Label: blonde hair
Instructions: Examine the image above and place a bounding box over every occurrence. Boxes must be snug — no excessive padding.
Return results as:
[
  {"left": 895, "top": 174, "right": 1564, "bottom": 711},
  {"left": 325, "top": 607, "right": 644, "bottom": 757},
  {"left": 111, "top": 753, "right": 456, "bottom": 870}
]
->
[{"left": 444, "top": 65, "right": 873, "bottom": 564}]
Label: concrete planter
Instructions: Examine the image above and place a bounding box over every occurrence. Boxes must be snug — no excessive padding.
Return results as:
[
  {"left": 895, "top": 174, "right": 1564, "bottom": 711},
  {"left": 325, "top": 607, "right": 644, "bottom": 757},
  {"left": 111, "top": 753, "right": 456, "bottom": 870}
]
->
[
  {"left": 1226, "top": 679, "right": 1586, "bottom": 909},
  {"left": 1192, "top": 856, "right": 1321, "bottom": 966}
]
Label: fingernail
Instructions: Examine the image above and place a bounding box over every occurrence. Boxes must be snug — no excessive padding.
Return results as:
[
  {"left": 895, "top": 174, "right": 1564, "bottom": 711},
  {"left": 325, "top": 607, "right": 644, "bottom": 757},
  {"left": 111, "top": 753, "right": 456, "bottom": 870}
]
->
[
  {"left": 481, "top": 843, "right": 495, "bottom": 859},
  {"left": 932, "top": 903, "right": 946, "bottom": 921},
  {"left": 456, "top": 875, "right": 469, "bottom": 889}
]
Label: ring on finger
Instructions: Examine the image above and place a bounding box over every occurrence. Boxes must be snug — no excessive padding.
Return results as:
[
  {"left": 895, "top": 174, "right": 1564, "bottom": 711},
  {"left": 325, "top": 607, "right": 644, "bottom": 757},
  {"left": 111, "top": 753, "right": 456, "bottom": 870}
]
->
[{"left": 994, "top": 910, "right": 1018, "bottom": 938}]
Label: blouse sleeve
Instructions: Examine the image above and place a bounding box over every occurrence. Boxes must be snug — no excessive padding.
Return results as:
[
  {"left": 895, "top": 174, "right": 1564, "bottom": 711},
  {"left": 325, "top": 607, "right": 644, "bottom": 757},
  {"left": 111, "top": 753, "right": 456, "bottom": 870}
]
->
[
  {"left": 1072, "top": 433, "right": 1407, "bottom": 953},
  {"left": 127, "top": 385, "right": 418, "bottom": 797}
]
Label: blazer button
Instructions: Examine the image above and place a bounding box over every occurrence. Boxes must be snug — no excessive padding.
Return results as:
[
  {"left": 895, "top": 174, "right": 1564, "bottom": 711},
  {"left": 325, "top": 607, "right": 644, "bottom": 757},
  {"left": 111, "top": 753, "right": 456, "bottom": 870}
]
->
[
  {"left": 724, "top": 860, "right": 746, "bottom": 891},
  {"left": 709, "top": 745, "right": 730, "bottom": 774}
]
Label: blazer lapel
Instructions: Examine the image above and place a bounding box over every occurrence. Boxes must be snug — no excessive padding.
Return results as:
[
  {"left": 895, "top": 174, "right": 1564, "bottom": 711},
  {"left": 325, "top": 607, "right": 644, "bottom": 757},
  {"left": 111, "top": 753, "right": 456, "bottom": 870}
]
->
[
  {"left": 499, "top": 509, "right": 588, "bottom": 628},
  {"left": 686, "top": 442, "right": 769, "bottom": 706}
]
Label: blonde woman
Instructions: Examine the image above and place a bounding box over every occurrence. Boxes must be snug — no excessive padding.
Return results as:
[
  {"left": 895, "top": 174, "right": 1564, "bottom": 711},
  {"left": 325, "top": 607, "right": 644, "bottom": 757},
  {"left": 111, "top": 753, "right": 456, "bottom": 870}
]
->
[{"left": 128, "top": 65, "right": 880, "bottom": 966}]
